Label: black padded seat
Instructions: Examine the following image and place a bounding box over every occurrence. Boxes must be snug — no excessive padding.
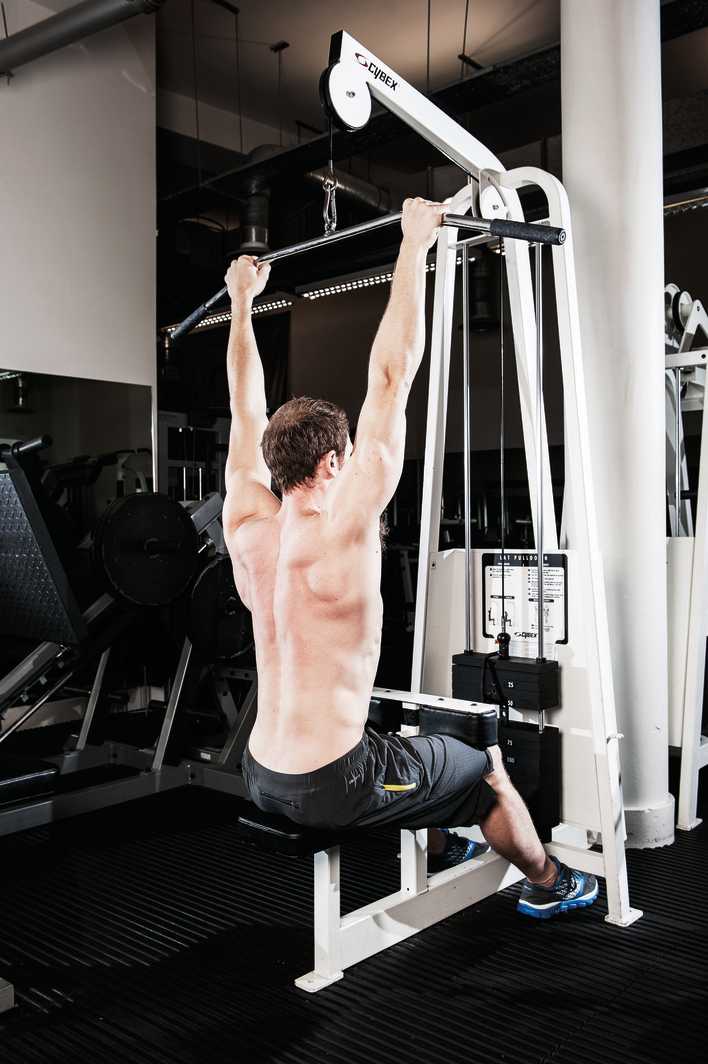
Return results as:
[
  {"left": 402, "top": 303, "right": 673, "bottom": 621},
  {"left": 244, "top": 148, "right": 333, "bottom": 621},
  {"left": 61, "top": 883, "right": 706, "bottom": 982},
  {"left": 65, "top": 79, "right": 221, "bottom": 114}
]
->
[
  {"left": 237, "top": 806, "right": 351, "bottom": 857},
  {"left": 0, "top": 756, "right": 58, "bottom": 806}
]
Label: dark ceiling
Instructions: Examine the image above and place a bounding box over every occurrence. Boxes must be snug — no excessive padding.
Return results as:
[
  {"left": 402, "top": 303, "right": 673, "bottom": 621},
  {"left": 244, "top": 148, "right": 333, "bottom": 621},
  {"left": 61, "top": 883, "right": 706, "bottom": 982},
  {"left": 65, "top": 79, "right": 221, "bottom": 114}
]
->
[{"left": 156, "top": 0, "right": 708, "bottom": 329}]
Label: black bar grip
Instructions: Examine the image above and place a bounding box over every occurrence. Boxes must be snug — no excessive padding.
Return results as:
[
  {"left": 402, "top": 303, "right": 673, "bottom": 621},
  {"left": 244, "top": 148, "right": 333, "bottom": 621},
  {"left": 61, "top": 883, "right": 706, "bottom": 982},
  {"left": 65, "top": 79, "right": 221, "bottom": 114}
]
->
[
  {"left": 171, "top": 284, "right": 229, "bottom": 341},
  {"left": 12, "top": 434, "right": 52, "bottom": 456},
  {"left": 170, "top": 304, "right": 211, "bottom": 342},
  {"left": 489, "top": 219, "right": 566, "bottom": 245}
]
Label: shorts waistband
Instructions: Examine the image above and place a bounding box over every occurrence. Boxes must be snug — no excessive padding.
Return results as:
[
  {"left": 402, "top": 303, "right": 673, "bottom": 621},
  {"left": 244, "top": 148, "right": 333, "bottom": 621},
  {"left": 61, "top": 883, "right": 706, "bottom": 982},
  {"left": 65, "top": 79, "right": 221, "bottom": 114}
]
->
[{"left": 243, "top": 732, "right": 369, "bottom": 788}]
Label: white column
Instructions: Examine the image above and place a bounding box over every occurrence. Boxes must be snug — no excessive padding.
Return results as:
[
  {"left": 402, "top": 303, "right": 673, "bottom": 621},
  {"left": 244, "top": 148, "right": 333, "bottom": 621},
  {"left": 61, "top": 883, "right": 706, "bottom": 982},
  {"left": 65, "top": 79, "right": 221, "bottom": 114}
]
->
[{"left": 561, "top": 0, "right": 674, "bottom": 847}]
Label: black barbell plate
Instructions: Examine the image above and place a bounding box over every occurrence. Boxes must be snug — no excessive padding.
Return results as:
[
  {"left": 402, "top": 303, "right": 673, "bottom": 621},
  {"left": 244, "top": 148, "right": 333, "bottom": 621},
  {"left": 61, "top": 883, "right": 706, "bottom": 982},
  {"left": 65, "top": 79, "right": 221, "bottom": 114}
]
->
[
  {"left": 188, "top": 554, "right": 254, "bottom": 662},
  {"left": 94, "top": 493, "right": 200, "bottom": 607}
]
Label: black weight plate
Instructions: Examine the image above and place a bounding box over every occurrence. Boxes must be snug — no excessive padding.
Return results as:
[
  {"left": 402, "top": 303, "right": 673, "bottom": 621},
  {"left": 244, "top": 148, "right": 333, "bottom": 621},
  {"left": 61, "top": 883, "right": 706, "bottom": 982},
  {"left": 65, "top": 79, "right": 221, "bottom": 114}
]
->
[
  {"left": 95, "top": 493, "right": 200, "bottom": 606},
  {"left": 188, "top": 554, "right": 253, "bottom": 662}
]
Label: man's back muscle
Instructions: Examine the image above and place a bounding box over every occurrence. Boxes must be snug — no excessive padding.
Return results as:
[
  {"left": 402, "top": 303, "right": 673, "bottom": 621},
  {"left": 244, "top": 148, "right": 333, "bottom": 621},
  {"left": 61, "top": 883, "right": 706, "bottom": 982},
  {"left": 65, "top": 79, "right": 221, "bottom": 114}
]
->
[{"left": 227, "top": 508, "right": 383, "bottom": 772}]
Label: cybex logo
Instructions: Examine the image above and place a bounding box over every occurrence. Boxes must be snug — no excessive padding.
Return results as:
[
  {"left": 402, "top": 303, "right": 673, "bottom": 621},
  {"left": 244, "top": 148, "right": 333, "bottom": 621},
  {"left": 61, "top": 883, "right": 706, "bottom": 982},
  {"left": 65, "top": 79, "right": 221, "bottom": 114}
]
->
[{"left": 354, "top": 52, "right": 398, "bottom": 90}]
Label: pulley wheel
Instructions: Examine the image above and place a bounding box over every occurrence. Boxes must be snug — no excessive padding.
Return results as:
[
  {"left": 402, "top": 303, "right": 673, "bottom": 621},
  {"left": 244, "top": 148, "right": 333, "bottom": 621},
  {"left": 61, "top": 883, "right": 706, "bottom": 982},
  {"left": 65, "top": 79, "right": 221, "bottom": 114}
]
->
[
  {"left": 188, "top": 554, "right": 253, "bottom": 662},
  {"left": 672, "top": 288, "right": 693, "bottom": 333},
  {"left": 94, "top": 493, "right": 200, "bottom": 607},
  {"left": 319, "top": 60, "right": 372, "bottom": 132}
]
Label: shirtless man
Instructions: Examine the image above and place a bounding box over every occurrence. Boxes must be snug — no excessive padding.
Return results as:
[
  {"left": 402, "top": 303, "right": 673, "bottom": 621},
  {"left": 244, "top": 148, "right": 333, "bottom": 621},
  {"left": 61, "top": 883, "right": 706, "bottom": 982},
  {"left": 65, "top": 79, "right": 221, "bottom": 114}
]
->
[{"left": 222, "top": 198, "right": 598, "bottom": 918}]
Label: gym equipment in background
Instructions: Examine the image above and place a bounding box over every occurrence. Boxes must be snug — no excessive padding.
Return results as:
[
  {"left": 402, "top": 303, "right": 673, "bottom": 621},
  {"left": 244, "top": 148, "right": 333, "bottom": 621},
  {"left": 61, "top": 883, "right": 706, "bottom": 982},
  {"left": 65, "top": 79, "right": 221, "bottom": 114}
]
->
[
  {"left": 664, "top": 284, "right": 708, "bottom": 829},
  {"left": 0, "top": 437, "right": 222, "bottom": 835}
]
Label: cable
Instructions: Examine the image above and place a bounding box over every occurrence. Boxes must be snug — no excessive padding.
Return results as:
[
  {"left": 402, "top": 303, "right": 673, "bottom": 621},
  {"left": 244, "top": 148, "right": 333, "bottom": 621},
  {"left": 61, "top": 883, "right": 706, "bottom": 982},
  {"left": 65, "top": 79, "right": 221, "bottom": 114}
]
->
[
  {"left": 234, "top": 9, "right": 244, "bottom": 154},
  {"left": 459, "top": 0, "right": 470, "bottom": 80},
  {"left": 190, "top": 0, "right": 202, "bottom": 190},
  {"left": 426, "top": 0, "right": 432, "bottom": 195},
  {"left": 277, "top": 49, "right": 283, "bottom": 146},
  {"left": 426, "top": 0, "right": 431, "bottom": 94},
  {"left": 499, "top": 243, "right": 507, "bottom": 644}
]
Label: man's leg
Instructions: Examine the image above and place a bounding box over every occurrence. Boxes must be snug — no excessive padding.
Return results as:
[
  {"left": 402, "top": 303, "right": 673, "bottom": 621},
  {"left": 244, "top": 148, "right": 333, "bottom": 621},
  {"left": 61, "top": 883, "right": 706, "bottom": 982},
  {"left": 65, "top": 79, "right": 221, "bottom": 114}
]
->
[
  {"left": 428, "top": 828, "right": 446, "bottom": 855},
  {"left": 478, "top": 744, "right": 557, "bottom": 885}
]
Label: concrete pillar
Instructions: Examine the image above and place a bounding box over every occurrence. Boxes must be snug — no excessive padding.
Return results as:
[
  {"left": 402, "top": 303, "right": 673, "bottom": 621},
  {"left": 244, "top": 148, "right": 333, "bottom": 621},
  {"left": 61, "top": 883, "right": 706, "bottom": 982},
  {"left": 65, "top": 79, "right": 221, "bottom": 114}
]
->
[{"left": 561, "top": 0, "right": 674, "bottom": 846}]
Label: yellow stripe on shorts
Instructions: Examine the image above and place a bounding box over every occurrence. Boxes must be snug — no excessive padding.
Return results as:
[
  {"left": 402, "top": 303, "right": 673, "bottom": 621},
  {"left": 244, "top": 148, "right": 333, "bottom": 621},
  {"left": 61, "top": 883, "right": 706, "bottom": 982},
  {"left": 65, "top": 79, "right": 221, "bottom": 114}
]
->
[{"left": 383, "top": 783, "right": 417, "bottom": 792}]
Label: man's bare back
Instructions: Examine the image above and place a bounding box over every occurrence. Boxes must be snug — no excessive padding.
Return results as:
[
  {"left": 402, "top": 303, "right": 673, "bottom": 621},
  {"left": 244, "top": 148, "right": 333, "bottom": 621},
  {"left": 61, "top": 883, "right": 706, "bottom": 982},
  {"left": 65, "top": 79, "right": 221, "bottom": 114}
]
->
[
  {"left": 222, "top": 198, "right": 444, "bottom": 774},
  {"left": 227, "top": 503, "right": 383, "bottom": 771}
]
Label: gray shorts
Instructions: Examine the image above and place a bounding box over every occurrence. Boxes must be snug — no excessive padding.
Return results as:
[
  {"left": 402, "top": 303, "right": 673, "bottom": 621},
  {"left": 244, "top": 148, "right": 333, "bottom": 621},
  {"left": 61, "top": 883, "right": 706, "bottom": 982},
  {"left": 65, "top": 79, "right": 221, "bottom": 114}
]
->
[{"left": 241, "top": 726, "right": 497, "bottom": 831}]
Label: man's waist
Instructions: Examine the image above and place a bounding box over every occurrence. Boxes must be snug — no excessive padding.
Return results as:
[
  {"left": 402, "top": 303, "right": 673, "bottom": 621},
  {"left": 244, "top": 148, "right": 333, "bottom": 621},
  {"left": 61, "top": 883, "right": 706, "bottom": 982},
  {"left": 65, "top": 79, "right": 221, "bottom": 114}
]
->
[{"left": 243, "top": 731, "right": 369, "bottom": 787}]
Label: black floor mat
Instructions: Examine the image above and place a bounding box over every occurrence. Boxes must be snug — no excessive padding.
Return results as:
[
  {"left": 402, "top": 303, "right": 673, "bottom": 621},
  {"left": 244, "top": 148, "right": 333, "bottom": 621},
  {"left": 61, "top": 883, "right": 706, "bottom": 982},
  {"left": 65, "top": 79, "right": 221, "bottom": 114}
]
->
[{"left": 0, "top": 778, "right": 705, "bottom": 1064}]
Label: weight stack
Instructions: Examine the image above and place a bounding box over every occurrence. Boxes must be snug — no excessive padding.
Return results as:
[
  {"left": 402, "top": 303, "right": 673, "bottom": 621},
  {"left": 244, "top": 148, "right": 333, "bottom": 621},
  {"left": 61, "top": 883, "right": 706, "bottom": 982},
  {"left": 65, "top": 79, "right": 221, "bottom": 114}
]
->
[
  {"left": 452, "top": 651, "right": 560, "bottom": 712},
  {"left": 498, "top": 721, "right": 561, "bottom": 842},
  {"left": 452, "top": 652, "right": 562, "bottom": 840}
]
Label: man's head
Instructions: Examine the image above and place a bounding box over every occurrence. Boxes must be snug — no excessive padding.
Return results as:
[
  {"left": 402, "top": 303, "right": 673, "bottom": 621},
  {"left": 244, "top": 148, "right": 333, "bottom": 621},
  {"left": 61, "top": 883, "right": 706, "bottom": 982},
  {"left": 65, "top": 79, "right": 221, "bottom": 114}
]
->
[{"left": 261, "top": 397, "right": 352, "bottom": 494}]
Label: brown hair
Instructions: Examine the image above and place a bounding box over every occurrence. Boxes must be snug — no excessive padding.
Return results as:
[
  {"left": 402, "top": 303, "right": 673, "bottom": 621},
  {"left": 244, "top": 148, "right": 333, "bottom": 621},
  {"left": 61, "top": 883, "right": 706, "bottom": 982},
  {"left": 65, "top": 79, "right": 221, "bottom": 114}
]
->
[{"left": 261, "top": 397, "right": 350, "bottom": 492}]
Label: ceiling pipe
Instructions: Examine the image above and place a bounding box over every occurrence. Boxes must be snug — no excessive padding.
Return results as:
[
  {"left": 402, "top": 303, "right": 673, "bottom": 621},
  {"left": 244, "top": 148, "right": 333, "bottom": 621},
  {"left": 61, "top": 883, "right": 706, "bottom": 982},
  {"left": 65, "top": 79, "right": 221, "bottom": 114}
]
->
[
  {"left": 0, "top": 0, "right": 165, "bottom": 76},
  {"left": 306, "top": 168, "right": 399, "bottom": 215}
]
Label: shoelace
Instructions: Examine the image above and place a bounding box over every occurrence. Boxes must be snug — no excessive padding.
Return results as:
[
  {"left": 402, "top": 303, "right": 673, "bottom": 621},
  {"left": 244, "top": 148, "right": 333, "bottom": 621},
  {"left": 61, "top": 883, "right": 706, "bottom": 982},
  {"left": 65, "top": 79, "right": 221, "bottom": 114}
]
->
[{"left": 554, "top": 866, "right": 579, "bottom": 897}]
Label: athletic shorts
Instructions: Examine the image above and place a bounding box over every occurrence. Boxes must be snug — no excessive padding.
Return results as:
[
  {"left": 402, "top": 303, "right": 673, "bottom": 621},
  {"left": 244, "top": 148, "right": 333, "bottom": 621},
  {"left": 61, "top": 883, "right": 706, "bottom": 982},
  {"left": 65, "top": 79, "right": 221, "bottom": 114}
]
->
[{"left": 241, "top": 726, "right": 497, "bottom": 831}]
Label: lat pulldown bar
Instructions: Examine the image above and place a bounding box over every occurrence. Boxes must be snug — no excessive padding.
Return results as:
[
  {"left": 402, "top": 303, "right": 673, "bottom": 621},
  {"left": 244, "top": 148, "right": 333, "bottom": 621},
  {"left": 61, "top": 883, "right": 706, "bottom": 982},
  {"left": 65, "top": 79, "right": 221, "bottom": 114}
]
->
[{"left": 169, "top": 212, "right": 566, "bottom": 341}]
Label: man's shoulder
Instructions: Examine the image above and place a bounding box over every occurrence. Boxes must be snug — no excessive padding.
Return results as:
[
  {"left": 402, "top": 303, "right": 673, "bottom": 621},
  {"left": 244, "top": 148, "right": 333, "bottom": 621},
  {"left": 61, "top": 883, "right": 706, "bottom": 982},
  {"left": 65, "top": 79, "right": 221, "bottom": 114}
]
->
[{"left": 225, "top": 511, "right": 279, "bottom": 559}]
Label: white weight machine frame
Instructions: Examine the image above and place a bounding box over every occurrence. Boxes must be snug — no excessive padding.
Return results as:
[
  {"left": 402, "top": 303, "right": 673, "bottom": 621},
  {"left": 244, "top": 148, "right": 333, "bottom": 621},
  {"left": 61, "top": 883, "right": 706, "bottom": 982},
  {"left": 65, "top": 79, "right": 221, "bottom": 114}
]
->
[
  {"left": 293, "top": 31, "right": 640, "bottom": 993},
  {"left": 664, "top": 291, "right": 708, "bottom": 829}
]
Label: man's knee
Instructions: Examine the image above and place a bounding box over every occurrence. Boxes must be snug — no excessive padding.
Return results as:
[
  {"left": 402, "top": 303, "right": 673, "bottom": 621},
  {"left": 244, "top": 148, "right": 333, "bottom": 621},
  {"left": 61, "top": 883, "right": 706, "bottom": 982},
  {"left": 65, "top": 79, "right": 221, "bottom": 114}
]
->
[{"left": 483, "top": 744, "right": 511, "bottom": 794}]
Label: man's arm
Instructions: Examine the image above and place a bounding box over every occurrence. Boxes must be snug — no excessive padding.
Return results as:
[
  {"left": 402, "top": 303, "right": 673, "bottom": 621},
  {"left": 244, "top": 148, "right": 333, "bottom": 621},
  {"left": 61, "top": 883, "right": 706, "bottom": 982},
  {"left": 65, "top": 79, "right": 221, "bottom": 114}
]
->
[
  {"left": 332, "top": 198, "right": 444, "bottom": 523},
  {"left": 223, "top": 256, "right": 280, "bottom": 533}
]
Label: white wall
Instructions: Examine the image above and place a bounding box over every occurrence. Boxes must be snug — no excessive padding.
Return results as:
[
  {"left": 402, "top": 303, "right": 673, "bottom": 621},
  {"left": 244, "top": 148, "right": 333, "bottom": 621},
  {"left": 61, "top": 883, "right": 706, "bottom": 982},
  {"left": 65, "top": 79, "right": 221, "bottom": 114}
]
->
[{"left": 0, "top": 2, "right": 157, "bottom": 389}]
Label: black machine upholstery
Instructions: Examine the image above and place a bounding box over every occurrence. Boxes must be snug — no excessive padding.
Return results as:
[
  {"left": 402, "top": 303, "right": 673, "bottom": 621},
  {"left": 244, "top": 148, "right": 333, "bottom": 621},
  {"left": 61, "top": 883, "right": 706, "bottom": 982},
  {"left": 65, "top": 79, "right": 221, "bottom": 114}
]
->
[
  {"left": 236, "top": 806, "right": 348, "bottom": 857},
  {"left": 0, "top": 453, "right": 86, "bottom": 645}
]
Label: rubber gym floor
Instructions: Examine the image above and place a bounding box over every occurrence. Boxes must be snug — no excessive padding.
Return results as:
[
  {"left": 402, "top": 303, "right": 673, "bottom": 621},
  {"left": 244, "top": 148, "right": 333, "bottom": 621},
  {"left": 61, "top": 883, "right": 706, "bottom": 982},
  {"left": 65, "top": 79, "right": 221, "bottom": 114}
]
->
[{"left": 1, "top": 767, "right": 705, "bottom": 1064}]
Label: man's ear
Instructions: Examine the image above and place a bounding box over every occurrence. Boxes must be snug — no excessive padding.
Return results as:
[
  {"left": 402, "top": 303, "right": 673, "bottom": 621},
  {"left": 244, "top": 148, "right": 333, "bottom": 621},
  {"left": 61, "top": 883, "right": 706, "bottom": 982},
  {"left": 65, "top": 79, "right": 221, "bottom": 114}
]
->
[
  {"left": 326, "top": 450, "right": 339, "bottom": 477},
  {"left": 318, "top": 450, "right": 338, "bottom": 480}
]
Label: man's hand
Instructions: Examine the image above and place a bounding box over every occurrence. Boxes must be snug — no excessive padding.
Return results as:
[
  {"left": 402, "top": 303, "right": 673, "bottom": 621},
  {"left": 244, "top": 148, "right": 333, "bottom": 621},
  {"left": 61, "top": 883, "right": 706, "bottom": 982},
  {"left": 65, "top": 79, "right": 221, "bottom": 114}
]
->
[
  {"left": 225, "top": 255, "right": 272, "bottom": 304},
  {"left": 400, "top": 197, "right": 445, "bottom": 252}
]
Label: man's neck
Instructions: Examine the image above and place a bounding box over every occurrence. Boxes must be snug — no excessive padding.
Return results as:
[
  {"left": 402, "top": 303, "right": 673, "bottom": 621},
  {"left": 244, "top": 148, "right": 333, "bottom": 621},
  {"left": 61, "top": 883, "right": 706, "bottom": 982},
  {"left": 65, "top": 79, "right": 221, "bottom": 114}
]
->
[{"left": 280, "top": 482, "right": 331, "bottom": 517}]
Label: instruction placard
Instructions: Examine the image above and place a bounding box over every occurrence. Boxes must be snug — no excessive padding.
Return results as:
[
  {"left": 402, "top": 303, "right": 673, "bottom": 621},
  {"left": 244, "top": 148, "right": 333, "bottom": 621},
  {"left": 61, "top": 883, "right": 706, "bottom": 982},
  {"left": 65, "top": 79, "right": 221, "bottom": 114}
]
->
[{"left": 481, "top": 552, "right": 568, "bottom": 649}]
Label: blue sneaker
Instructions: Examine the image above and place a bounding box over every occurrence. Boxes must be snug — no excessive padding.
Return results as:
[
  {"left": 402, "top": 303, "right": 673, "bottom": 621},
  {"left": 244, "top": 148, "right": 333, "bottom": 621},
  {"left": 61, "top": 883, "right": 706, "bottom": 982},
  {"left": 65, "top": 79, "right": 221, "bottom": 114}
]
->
[
  {"left": 517, "top": 857, "right": 599, "bottom": 919},
  {"left": 428, "top": 829, "right": 491, "bottom": 874}
]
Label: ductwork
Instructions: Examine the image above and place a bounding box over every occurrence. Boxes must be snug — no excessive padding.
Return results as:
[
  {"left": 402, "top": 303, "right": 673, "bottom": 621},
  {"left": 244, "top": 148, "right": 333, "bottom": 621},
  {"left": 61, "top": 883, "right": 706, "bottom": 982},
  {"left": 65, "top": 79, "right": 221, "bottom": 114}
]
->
[
  {"left": 306, "top": 168, "right": 398, "bottom": 215},
  {"left": 240, "top": 184, "right": 270, "bottom": 255},
  {"left": 0, "top": 0, "right": 165, "bottom": 76}
]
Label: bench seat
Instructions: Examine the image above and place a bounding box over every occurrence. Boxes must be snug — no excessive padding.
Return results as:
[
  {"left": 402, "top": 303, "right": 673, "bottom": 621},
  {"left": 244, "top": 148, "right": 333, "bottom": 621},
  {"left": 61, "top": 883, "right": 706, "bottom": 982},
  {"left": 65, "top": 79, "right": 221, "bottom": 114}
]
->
[{"left": 236, "top": 806, "right": 352, "bottom": 857}]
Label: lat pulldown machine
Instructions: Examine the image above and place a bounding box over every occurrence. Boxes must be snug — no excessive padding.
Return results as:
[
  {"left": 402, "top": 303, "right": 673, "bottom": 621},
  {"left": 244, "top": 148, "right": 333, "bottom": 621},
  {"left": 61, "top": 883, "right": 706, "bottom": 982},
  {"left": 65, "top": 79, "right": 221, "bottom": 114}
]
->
[
  {"left": 168, "top": 30, "right": 641, "bottom": 992},
  {"left": 322, "top": 31, "right": 639, "bottom": 925}
]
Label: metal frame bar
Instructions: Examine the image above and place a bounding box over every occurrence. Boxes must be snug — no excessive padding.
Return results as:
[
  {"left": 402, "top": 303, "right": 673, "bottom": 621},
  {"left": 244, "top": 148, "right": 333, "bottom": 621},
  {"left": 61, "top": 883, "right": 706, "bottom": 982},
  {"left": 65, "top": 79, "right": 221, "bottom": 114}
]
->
[
  {"left": 0, "top": 744, "right": 189, "bottom": 839},
  {"left": 675, "top": 333, "right": 708, "bottom": 828},
  {"left": 535, "top": 241, "right": 545, "bottom": 662},
  {"left": 75, "top": 647, "right": 111, "bottom": 751},
  {"left": 323, "top": 33, "right": 635, "bottom": 928},
  {"left": 462, "top": 243, "right": 473, "bottom": 652},
  {"left": 665, "top": 348, "right": 708, "bottom": 370},
  {"left": 295, "top": 841, "right": 524, "bottom": 992},
  {"left": 152, "top": 638, "right": 192, "bottom": 772},
  {"left": 0, "top": 666, "right": 76, "bottom": 746},
  {"left": 372, "top": 686, "right": 488, "bottom": 714},
  {"left": 331, "top": 33, "right": 556, "bottom": 559}
]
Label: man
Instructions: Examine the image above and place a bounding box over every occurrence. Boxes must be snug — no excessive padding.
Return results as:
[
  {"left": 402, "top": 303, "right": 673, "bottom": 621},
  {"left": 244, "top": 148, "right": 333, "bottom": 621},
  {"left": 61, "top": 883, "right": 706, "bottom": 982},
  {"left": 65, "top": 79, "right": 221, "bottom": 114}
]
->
[{"left": 222, "top": 198, "right": 597, "bottom": 918}]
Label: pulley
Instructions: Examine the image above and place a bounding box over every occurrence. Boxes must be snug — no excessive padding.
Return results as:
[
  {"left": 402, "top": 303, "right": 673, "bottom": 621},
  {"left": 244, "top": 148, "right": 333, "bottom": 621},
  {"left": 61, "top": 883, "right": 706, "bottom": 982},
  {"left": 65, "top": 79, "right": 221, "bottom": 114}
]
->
[{"left": 319, "top": 60, "right": 372, "bottom": 132}]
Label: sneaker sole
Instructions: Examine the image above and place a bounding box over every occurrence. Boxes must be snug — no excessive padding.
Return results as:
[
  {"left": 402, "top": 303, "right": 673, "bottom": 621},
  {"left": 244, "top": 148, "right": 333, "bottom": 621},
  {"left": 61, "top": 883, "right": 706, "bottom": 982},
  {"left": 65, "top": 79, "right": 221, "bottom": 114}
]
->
[{"left": 516, "top": 883, "right": 599, "bottom": 919}]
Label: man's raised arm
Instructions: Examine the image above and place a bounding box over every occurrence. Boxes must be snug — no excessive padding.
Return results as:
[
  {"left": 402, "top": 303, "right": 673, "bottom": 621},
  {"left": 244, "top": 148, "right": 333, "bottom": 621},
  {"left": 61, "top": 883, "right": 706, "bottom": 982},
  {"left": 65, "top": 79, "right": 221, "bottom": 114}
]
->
[
  {"left": 335, "top": 198, "right": 444, "bottom": 519},
  {"left": 223, "top": 256, "right": 280, "bottom": 531}
]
